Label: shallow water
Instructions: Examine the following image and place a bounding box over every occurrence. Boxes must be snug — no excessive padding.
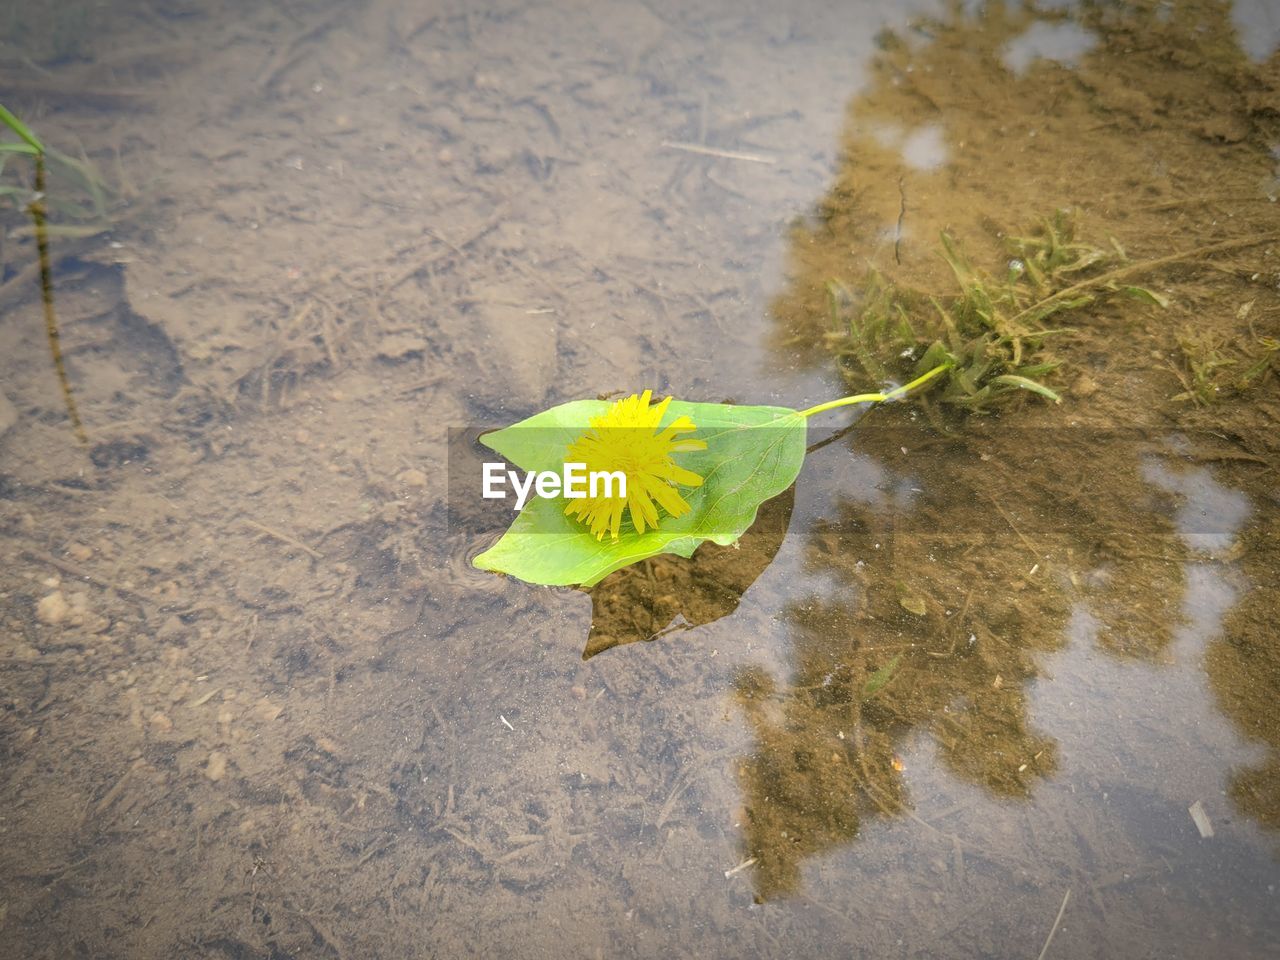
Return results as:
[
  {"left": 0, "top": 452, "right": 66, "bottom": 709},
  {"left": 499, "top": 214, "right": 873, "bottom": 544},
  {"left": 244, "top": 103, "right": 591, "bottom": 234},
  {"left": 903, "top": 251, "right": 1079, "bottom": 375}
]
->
[{"left": 2, "top": 1, "right": 1279, "bottom": 958}]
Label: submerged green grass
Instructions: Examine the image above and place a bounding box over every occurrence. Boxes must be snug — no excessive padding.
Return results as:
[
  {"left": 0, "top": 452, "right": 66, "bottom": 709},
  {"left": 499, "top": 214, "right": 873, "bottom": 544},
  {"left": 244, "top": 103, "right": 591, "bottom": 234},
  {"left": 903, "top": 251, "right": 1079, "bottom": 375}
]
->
[
  {"left": 823, "top": 212, "right": 1169, "bottom": 413},
  {"left": 1, "top": 100, "right": 115, "bottom": 231},
  {"left": 1173, "top": 326, "right": 1279, "bottom": 406}
]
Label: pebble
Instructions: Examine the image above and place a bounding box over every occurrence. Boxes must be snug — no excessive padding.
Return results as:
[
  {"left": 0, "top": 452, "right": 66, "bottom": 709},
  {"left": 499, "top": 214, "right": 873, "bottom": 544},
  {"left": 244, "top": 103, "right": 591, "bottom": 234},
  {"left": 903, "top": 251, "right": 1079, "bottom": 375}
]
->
[
  {"left": 150, "top": 711, "right": 173, "bottom": 733},
  {"left": 1073, "top": 375, "right": 1099, "bottom": 398},
  {"left": 376, "top": 333, "right": 429, "bottom": 361},
  {"left": 205, "top": 751, "right": 228, "bottom": 782},
  {"left": 66, "top": 542, "right": 93, "bottom": 562},
  {"left": 37, "top": 591, "right": 70, "bottom": 625},
  {"left": 398, "top": 468, "right": 428, "bottom": 488},
  {"left": 570, "top": 685, "right": 587, "bottom": 701}
]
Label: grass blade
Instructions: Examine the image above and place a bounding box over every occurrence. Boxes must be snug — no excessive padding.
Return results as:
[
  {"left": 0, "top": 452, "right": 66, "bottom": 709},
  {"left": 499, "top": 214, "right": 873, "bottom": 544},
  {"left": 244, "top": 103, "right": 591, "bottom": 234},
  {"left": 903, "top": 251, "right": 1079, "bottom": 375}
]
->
[
  {"left": 0, "top": 103, "right": 44, "bottom": 153},
  {"left": 992, "top": 374, "right": 1062, "bottom": 403},
  {"left": 863, "top": 655, "right": 902, "bottom": 697}
]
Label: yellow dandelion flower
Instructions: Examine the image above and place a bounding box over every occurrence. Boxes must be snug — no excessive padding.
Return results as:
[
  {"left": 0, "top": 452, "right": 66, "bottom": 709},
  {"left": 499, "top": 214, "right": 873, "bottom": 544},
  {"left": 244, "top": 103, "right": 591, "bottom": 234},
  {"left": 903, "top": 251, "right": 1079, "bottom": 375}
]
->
[{"left": 564, "top": 390, "right": 706, "bottom": 540}]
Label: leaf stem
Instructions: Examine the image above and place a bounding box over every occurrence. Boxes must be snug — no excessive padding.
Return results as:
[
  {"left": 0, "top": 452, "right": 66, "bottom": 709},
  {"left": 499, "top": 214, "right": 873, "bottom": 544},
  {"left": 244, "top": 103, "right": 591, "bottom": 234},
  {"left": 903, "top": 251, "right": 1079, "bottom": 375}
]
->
[{"left": 798, "top": 362, "right": 950, "bottom": 419}]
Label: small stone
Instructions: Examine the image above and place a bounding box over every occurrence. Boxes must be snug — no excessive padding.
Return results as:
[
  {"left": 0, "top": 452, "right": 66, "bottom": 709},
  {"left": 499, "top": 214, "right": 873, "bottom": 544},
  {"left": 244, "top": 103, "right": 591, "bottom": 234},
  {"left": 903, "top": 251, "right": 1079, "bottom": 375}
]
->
[
  {"left": 1073, "top": 375, "right": 1099, "bottom": 398},
  {"left": 375, "top": 332, "right": 429, "bottom": 361},
  {"left": 37, "top": 591, "right": 70, "bottom": 625},
  {"left": 254, "top": 698, "right": 283, "bottom": 722},
  {"left": 66, "top": 542, "right": 93, "bottom": 562},
  {"left": 295, "top": 428, "right": 311, "bottom": 444},
  {"left": 150, "top": 711, "right": 173, "bottom": 733},
  {"left": 570, "top": 685, "right": 587, "bottom": 701},
  {"left": 398, "top": 468, "right": 428, "bottom": 488},
  {"left": 205, "top": 751, "right": 228, "bottom": 782}
]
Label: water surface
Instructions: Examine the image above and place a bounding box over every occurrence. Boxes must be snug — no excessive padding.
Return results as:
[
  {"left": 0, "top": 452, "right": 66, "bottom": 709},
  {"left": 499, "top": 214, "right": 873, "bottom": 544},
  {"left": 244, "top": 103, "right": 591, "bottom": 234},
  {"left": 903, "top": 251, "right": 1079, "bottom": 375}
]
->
[{"left": 2, "top": 1, "right": 1279, "bottom": 958}]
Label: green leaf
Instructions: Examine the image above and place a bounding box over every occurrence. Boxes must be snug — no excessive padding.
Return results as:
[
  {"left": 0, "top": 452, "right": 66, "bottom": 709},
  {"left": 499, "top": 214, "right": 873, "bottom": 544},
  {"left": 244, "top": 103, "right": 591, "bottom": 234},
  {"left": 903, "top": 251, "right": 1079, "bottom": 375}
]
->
[
  {"left": 473, "top": 399, "right": 807, "bottom": 587},
  {"left": 0, "top": 103, "right": 44, "bottom": 153},
  {"left": 991, "top": 374, "right": 1062, "bottom": 403},
  {"left": 1120, "top": 285, "right": 1170, "bottom": 308},
  {"left": 0, "top": 142, "right": 39, "bottom": 156},
  {"left": 480, "top": 397, "right": 611, "bottom": 474},
  {"left": 863, "top": 655, "right": 902, "bottom": 697}
]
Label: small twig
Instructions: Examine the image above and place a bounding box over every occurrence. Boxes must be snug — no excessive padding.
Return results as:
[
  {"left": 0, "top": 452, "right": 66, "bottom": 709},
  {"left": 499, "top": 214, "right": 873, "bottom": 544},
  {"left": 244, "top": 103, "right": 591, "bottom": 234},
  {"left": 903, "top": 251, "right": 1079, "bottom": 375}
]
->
[
  {"left": 31, "top": 155, "right": 88, "bottom": 445},
  {"left": 382, "top": 213, "right": 505, "bottom": 297},
  {"left": 245, "top": 612, "right": 259, "bottom": 653},
  {"left": 894, "top": 176, "right": 907, "bottom": 265},
  {"left": 1036, "top": 888, "right": 1071, "bottom": 960},
  {"left": 22, "top": 549, "right": 155, "bottom": 606},
  {"left": 1010, "top": 233, "right": 1280, "bottom": 328},
  {"left": 660, "top": 140, "right": 776, "bottom": 164},
  {"left": 1131, "top": 195, "right": 1269, "bottom": 212},
  {"left": 242, "top": 519, "right": 324, "bottom": 560},
  {"left": 257, "top": 7, "right": 346, "bottom": 92},
  {"left": 91, "top": 758, "right": 146, "bottom": 817},
  {"left": 723, "top": 856, "right": 757, "bottom": 879},
  {"left": 983, "top": 494, "right": 1041, "bottom": 558}
]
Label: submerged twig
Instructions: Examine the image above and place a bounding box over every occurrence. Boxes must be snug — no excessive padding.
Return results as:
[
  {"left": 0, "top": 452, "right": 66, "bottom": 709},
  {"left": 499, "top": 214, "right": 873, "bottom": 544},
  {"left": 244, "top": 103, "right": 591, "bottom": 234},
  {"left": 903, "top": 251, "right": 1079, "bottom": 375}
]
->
[
  {"left": 1036, "top": 888, "right": 1071, "bottom": 960},
  {"left": 659, "top": 140, "right": 776, "bottom": 164},
  {"left": 1009, "top": 232, "right": 1280, "bottom": 328},
  {"left": 22, "top": 549, "right": 155, "bottom": 607},
  {"left": 242, "top": 519, "right": 324, "bottom": 560},
  {"left": 723, "top": 856, "right": 757, "bottom": 879},
  {"left": 31, "top": 155, "right": 88, "bottom": 445}
]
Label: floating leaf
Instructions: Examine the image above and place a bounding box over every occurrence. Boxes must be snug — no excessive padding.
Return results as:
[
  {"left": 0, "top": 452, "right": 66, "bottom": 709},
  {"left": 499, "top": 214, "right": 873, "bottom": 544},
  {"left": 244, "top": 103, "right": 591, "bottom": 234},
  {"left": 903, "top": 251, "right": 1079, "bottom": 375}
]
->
[
  {"left": 473, "top": 365, "right": 950, "bottom": 587},
  {"left": 474, "top": 399, "right": 807, "bottom": 587}
]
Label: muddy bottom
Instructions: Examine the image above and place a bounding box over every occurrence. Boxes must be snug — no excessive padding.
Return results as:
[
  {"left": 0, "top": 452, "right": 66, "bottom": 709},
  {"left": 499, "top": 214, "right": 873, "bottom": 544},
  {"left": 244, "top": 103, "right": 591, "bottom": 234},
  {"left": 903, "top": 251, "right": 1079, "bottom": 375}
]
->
[{"left": 2, "top": 1, "right": 1279, "bottom": 958}]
